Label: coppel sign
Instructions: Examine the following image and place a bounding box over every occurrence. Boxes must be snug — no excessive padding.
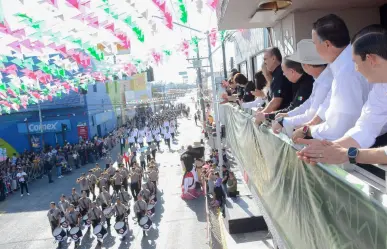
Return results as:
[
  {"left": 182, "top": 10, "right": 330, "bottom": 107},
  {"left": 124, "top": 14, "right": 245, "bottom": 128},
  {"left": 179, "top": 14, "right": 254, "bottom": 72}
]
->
[{"left": 17, "top": 120, "right": 72, "bottom": 134}]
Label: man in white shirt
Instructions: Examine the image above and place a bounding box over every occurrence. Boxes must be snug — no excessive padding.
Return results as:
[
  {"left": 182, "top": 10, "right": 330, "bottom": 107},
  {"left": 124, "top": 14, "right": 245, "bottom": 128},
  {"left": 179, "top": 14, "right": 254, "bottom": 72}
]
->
[
  {"left": 297, "top": 25, "right": 387, "bottom": 165},
  {"left": 272, "top": 39, "right": 332, "bottom": 136},
  {"left": 292, "top": 14, "right": 370, "bottom": 142},
  {"left": 17, "top": 167, "right": 30, "bottom": 197}
]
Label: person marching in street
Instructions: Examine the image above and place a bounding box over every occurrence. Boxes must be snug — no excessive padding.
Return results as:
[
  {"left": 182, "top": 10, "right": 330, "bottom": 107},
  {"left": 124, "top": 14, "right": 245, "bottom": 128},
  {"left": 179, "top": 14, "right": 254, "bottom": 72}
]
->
[
  {"left": 93, "top": 163, "right": 103, "bottom": 179},
  {"left": 164, "top": 127, "right": 172, "bottom": 150},
  {"left": 148, "top": 165, "right": 159, "bottom": 193},
  {"left": 120, "top": 164, "right": 130, "bottom": 192},
  {"left": 130, "top": 168, "right": 141, "bottom": 201},
  {"left": 87, "top": 170, "right": 97, "bottom": 201},
  {"left": 97, "top": 172, "right": 109, "bottom": 194},
  {"left": 146, "top": 128, "right": 153, "bottom": 147},
  {"left": 47, "top": 202, "right": 61, "bottom": 233},
  {"left": 69, "top": 188, "right": 80, "bottom": 209},
  {"left": 113, "top": 170, "right": 123, "bottom": 196},
  {"left": 113, "top": 197, "right": 128, "bottom": 241},
  {"left": 155, "top": 133, "right": 161, "bottom": 150},
  {"left": 58, "top": 194, "right": 70, "bottom": 216},
  {"left": 77, "top": 173, "right": 90, "bottom": 198},
  {"left": 16, "top": 167, "right": 30, "bottom": 197},
  {"left": 145, "top": 148, "right": 152, "bottom": 164},
  {"left": 88, "top": 202, "right": 105, "bottom": 246},
  {"left": 118, "top": 186, "right": 132, "bottom": 207},
  {"left": 138, "top": 128, "right": 144, "bottom": 148},
  {"left": 138, "top": 184, "right": 151, "bottom": 203},
  {"left": 78, "top": 191, "right": 91, "bottom": 217},
  {"left": 65, "top": 204, "right": 82, "bottom": 248},
  {"left": 96, "top": 187, "right": 112, "bottom": 227},
  {"left": 134, "top": 194, "right": 148, "bottom": 237},
  {"left": 140, "top": 152, "right": 146, "bottom": 171},
  {"left": 150, "top": 142, "right": 157, "bottom": 160},
  {"left": 130, "top": 143, "right": 137, "bottom": 158}
]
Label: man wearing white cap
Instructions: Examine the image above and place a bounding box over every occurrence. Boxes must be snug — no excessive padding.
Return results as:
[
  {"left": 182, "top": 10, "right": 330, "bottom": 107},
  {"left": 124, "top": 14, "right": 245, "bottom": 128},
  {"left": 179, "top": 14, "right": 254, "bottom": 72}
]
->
[{"left": 272, "top": 39, "right": 333, "bottom": 137}]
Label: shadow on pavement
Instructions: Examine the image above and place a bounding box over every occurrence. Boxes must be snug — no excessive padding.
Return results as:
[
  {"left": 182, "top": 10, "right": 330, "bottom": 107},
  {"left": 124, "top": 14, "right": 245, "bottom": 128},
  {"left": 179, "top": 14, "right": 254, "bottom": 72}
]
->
[
  {"left": 140, "top": 228, "right": 159, "bottom": 249},
  {"left": 184, "top": 196, "right": 206, "bottom": 222}
]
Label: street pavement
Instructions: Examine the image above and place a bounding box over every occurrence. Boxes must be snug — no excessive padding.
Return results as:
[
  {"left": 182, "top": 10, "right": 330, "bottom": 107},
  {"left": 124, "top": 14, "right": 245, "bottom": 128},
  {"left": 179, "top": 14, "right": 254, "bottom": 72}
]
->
[{"left": 0, "top": 93, "right": 208, "bottom": 249}]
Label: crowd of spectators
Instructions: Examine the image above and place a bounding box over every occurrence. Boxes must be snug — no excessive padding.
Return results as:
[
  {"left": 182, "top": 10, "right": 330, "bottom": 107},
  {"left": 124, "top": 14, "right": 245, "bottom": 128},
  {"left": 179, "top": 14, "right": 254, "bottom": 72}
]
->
[
  {"left": 0, "top": 125, "right": 128, "bottom": 202},
  {"left": 221, "top": 14, "right": 387, "bottom": 172}
]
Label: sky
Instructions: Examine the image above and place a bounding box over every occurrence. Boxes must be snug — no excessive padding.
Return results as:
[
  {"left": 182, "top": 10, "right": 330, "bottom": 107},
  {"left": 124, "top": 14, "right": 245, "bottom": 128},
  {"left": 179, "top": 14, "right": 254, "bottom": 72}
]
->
[{"left": 0, "top": 0, "right": 219, "bottom": 83}]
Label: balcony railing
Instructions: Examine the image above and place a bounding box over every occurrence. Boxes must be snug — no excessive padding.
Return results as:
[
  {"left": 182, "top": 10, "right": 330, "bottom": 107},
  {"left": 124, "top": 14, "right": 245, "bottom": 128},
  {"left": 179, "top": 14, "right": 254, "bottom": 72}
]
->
[{"left": 219, "top": 103, "right": 387, "bottom": 249}]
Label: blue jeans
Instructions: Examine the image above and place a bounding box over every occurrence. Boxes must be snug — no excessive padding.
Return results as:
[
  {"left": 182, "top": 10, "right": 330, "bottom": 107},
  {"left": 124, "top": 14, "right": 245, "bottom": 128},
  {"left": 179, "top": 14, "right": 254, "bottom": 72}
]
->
[{"left": 56, "top": 166, "right": 62, "bottom": 177}]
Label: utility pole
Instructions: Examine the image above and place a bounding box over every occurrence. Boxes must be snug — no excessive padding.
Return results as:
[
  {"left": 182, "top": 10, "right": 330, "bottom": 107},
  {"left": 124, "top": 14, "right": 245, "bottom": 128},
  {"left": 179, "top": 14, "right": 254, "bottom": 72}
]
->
[
  {"left": 206, "top": 32, "right": 224, "bottom": 170},
  {"left": 221, "top": 41, "right": 228, "bottom": 79},
  {"left": 195, "top": 44, "right": 206, "bottom": 124}
]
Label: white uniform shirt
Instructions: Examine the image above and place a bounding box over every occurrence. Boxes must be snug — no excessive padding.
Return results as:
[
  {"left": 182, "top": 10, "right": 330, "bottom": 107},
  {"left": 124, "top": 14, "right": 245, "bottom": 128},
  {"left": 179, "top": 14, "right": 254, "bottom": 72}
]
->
[
  {"left": 169, "top": 126, "right": 175, "bottom": 134},
  {"left": 284, "top": 67, "right": 333, "bottom": 128},
  {"left": 155, "top": 134, "right": 161, "bottom": 142},
  {"left": 310, "top": 45, "right": 371, "bottom": 141},
  {"left": 344, "top": 83, "right": 387, "bottom": 148},
  {"left": 146, "top": 132, "right": 153, "bottom": 143},
  {"left": 128, "top": 134, "right": 135, "bottom": 143},
  {"left": 241, "top": 97, "right": 265, "bottom": 109},
  {"left": 164, "top": 132, "right": 171, "bottom": 139},
  {"left": 163, "top": 121, "right": 169, "bottom": 127}
]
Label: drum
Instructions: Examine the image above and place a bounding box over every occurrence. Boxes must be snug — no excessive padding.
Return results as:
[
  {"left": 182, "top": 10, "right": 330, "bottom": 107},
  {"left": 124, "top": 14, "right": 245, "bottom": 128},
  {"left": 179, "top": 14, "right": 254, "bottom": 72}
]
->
[
  {"left": 53, "top": 227, "right": 67, "bottom": 242},
  {"left": 103, "top": 206, "right": 114, "bottom": 218},
  {"left": 93, "top": 225, "right": 107, "bottom": 240},
  {"left": 69, "top": 227, "right": 83, "bottom": 241},
  {"left": 82, "top": 215, "right": 91, "bottom": 227},
  {"left": 114, "top": 221, "right": 128, "bottom": 237},
  {"left": 147, "top": 204, "right": 155, "bottom": 216},
  {"left": 139, "top": 216, "right": 153, "bottom": 231},
  {"left": 60, "top": 217, "right": 69, "bottom": 229}
]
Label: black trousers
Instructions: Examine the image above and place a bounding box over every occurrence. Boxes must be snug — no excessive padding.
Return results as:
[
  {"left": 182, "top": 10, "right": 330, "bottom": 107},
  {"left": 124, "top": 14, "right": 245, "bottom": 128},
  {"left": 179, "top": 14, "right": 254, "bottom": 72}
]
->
[
  {"left": 115, "top": 214, "right": 125, "bottom": 223},
  {"left": 114, "top": 185, "right": 121, "bottom": 195},
  {"left": 101, "top": 205, "right": 111, "bottom": 226},
  {"left": 19, "top": 182, "right": 29, "bottom": 194},
  {"left": 50, "top": 220, "right": 59, "bottom": 233},
  {"left": 151, "top": 150, "right": 156, "bottom": 160},
  {"left": 165, "top": 139, "right": 170, "bottom": 149},
  {"left": 131, "top": 182, "right": 140, "bottom": 200},
  {"left": 171, "top": 133, "right": 175, "bottom": 139},
  {"left": 122, "top": 179, "right": 128, "bottom": 192},
  {"left": 156, "top": 141, "right": 160, "bottom": 150},
  {"left": 146, "top": 155, "right": 151, "bottom": 163},
  {"left": 141, "top": 161, "right": 146, "bottom": 170},
  {"left": 139, "top": 142, "right": 144, "bottom": 148}
]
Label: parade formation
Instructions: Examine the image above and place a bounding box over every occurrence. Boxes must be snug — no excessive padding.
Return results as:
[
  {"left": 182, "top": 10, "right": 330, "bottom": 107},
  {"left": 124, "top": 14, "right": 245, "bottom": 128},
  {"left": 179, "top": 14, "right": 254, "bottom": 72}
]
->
[{"left": 47, "top": 104, "right": 189, "bottom": 248}]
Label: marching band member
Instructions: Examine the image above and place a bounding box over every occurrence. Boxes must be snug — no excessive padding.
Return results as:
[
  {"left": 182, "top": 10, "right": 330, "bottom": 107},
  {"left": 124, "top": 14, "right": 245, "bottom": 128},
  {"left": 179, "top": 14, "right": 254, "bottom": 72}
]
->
[
  {"left": 146, "top": 148, "right": 152, "bottom": 163},
  {"left": 145, "top": 179, "right": 156, "bottom": 197},
  {"left": 138, "top": 184, "right": 151, "bottom": 203},
  {"left": 96, "top": 187, "right": 112, "bottom": 227},
  {"left": 130, "top": 167, "right": 141, "bottom": 201},
  {"left": 47, "top": 202, "right": 61, "bottom": 233},
  {"left": 134, "top": 194, "right": 148, "bottom": 237},
  {"left": 88, "top": 202, "right": 104, "bottom": 245},
  {"left": 58, "top": 194, "right": 70, "bottom": 216},
  {"left": 155, "top": 133, "right": 161, "bottom": 150},
  {"left": 118, "top": 186, "right": 132, "bottom": 206},
  {"left": 94, "top": 163, "right": 103, "bottom": 179},
  {"left": 65, "top": 204, "right": 82, "bottom": 248},
  {"left": 138, "top": 128, "right": 145, "bottom": 148},
  {"left": 170, "top": 123, "right": 176, "bottom": 140},
  {"left": 113, "top": 170, "right": 123, "bottom": 195},
  {"left": 97, "top": 172, "right": 109, "bottom": 193},
  {"left": 128, "top": 130, "right": 136, "bottom": 149},
  {"left": 107, "top": 163, "right": 116, "bottom": 179},
  {"left": 77, "top": 173, "right": 90, "bottom": 197},
  {"left": 120, "top": 164, "right": 130, "bottom": 192},
  {"left": 88, "top": 170, "right": 98, "bottom": 201},
  {"left": 69, "top": 188, "right": 80, "bottom": 208},
  {"left": 78, "top": 191, "right": 91, "bottom": 217},
  {"left": 113, "top": 197, "right": 127, "bottom": 224},
  {"left": 146, "top": 129, "right": 153, "bottom": 147}
]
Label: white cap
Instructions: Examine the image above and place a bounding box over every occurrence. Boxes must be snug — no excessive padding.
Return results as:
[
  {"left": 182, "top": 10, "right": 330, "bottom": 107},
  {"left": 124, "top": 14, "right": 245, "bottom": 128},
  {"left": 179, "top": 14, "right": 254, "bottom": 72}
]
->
[{"left": 287, "top": 39, "right": 327, "bottom": 65}]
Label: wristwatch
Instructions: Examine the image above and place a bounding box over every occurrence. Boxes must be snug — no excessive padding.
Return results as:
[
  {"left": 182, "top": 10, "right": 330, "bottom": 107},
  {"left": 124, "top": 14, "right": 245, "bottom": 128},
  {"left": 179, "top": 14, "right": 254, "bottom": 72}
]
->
[
  {"left": 264, "top": 113, "right": 276, "bottom": 121},
  {"left": 347, "top": 147, "right": 359, "bottom": 164},
  {"left": 275, "top": 117, "right": 284, "bottom": 127}
]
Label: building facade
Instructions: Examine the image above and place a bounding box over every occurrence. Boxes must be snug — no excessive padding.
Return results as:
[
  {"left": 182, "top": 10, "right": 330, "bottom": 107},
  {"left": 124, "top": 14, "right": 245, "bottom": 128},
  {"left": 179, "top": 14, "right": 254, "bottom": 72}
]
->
[{"left": 0, "top": 81, "right": 121, "bottom": 156}]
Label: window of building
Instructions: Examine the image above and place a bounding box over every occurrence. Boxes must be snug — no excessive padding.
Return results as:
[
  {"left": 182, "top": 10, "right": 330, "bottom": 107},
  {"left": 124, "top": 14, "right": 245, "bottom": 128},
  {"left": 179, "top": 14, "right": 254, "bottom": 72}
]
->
[
  {"left": 252, "top": 53, "right": 264, "bottom": 74},
  {"left": 93, "top": 84, "right": 97, "bottom": 92},
  {"left": 238, "top": 61, "right": 248, "bottom": 78}
]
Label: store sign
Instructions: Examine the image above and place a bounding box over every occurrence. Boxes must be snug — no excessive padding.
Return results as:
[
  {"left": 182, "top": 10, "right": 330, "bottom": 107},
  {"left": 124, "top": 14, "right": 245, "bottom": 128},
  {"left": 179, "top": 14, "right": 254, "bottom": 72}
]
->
[
  {"left": 77, "top": 125, "right": 89, "bottom": 140},
  {"left": 17, "top": 120, "right": 71, "bottom": 134}
]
